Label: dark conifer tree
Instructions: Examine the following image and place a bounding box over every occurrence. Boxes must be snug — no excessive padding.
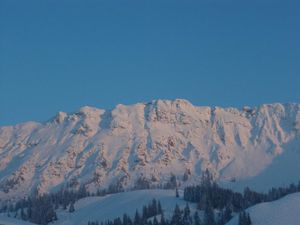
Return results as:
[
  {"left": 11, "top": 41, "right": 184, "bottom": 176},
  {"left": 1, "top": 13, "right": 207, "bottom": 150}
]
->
[
  {"left": 171, "top": 204, "right": 182, "bottom": 225},
  {"left": 203, "top": 202, "right": 215, "bottom": 225},
  {"left": 143, "top": 205, "right": 148, "bottom": 219},
  {"left": 21, "top": 207, "right": 26, "bottom": 220},
  {"left": 69, "top": 201, "right": 75, "bottom": 213},
  {"left": 123, "top": 213, "right": 129, "bottom": 225},
  {"left": 153, "top": 216, "right": 159, "bottom": 225},
  {"left": 246, "top": 213, "right": 252, "bottom": 225},
  {"left": 161, "top": 212, "right": 167, "bottom": 225},
  {"left": 238, "top": 211, "right": 251, "bottom": 225},
  {"left": 134, "top": 210, "right": 141, "bottom": 225},
  {"left": 223, "top": 205, "right": 232, "bottom": 222},
  {"left": 194, "top": 211, "right": 201, "bottom": 225},
  {"left": 183, "top": 203, "right": 192, "bottom": 225},
  {"left": 158, "top": 201, "right": 163, "bottom": 214},
  {"left": 152, "top": 198, "right": 158, "bottom": 215}
]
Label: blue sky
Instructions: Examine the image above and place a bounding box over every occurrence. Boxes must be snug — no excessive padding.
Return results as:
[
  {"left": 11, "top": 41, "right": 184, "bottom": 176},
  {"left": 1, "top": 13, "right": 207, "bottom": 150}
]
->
[{"left": 0, "top": 0, "right": 299, "bottom": 126}]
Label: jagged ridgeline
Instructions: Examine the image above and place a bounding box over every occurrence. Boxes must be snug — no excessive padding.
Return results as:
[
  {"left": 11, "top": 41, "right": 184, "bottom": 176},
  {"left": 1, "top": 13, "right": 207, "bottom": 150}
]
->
[{"left": 1, "top": 99, "right": 300, "bottom": 199}]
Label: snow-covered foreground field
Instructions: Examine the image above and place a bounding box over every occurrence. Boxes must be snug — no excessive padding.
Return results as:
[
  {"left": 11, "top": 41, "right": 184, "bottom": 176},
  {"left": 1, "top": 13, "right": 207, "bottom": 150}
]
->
[
  {"left": 0, "top": 215, "right": 37, "bottom": 225},
  {"left": 54, "top": 189, "right": 196, "bottom": 225},
  {"left": 226, "top": 192, "right": 300, "bottom": 225},
  {"left": 1, "top": 190, "right": 300, "bottom": 225}
]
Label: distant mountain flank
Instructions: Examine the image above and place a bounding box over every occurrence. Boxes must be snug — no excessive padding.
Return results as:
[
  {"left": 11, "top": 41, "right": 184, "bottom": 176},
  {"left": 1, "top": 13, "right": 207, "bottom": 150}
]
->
[{"left": 1, "top": 99, "right": 300, "bottom": 200}]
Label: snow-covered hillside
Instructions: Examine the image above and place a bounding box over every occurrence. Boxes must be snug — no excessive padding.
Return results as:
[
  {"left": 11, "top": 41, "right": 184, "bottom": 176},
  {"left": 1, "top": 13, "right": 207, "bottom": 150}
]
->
[
  {"left": 54, "top": 189, "right": 194, "bottom": 225},
  {"left": 226, "top": 192, "right": 300, "bottom": 225},
  {"left": 1, "top": 99, "right": 300, "bottom": 199},
  {"left": 0, "top": 215, "right": 37, "bottom": 225}
]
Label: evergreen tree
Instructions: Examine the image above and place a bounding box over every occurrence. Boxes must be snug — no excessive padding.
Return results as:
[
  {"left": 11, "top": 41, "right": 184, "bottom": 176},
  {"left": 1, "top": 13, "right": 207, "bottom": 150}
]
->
[
  {"left": 238, "top": 211, "right": 251, "bottom": 225},
  {"left": 134, "top": 210, "right": 141, "bottom": 225},
  {"left": 69, "top": 201, "right": 75, "bottom": 213},
  {"left": 170, "top": 173, "right": 177, "bottom": 189},
  {"left": 21, "top": 207, "right": 26, "bottom": 220},
  {"left": 27, "top": 205, "right": 32, "bottom": 221},
  {"left": 176, "top": 188, "right": 179, "bottom": 198},
  {"left": 153, "top": 216, "right": 159, "bottom": 225},
  {"left": 53, "top": 212, "right": 58, "bottom": 221},
  {"left": 194, "top": 211, "right": 201, "bottom": 225},
  {"left": 224, "top": 205, "right": 232, "bottom": 222},
  {"left": 183, "top": 203, "right": 192, "bottom": 225},
  {"left": 63, "top": 201, "right": 68, "bottom": 210},
  {"left": 152, "top": 198, "right": 158, "bottom": 215},
  {"left": 142, "top": 205, "right": 148, "bottom": 219},
  {"left": 171, "top": 204, "right": 182, "bottom": 225},
  {"left": 238, "top": 212, "right": 245, "bottom": 225},
  {"left": 201, "top": 169, "right": 213, "bottom": 188},
  {"left": 203, "top": 202, "right": 215, "bottom": 225},
  {"left": 114, "top": 217, "right": 122, "bottom": 225},
  {"left": 246, "top": 213, "right": 252, "bottom": 225},
  {"left": 158, "top": 201, "right": 163, "bottom": 214},
  {"left": 123, "top": 213, "right": 129, "bottom": 225},
  {"left": 160, "top": 212, "right": 167, "bottom": 225}
]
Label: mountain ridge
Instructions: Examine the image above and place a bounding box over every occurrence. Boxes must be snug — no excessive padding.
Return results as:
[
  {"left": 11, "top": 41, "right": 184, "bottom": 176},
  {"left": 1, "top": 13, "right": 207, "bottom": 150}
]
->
[{"left": 1, "top": 99, "right": 300, "bottom": 200}]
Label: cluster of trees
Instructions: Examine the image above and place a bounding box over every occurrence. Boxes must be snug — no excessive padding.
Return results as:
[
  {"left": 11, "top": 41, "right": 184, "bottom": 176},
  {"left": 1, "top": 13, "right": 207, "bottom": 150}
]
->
[
  {"left": 87, "top": 203, "right": 199, "bottom": 225},
  {"left": 142, "top": 199, "right": 163, "bottom": 219},
  {"left": 2, "top": 169, "right": 300, "bottom": 225},
  {"left": 184, "top": 177, "right": 300, "bottom": 212},
  {"left": 0, "top": 176, "right": 177, "bottom": 225},
  {"left": 87, "top": 201, "right": 231, "bottom": 225},
  {"left": 3, "top": 195, "right": 57, "bottom": 225},
  {"left": 0, "top": 185, "right": 91, "bottom": 225},
  {"left": 183, "top": 170, "right": 300, "bottom": 225},
  {"left": 238, "top": 211, "right": 251, "bottom": 225},
  {"left": 134, "top": 174, "right": 179, "bottom": 190}
]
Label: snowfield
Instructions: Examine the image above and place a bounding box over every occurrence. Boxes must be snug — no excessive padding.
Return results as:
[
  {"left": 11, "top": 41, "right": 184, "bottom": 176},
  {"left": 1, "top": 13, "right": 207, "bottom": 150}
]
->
[
  {"left": 54, "top": 189, "right": 195, "bottom": 225},
  {"left": 0, "top": 190, "right": 300, "bottom": 225},
  {"left": 221, "top": 147, "right": 300, "bottom": 192},
  {"left": 0, "top": 215, "right": 37, "bottom": 225},
  {"left": 226, "top": 192, "right": 300, "bottom": 225}
]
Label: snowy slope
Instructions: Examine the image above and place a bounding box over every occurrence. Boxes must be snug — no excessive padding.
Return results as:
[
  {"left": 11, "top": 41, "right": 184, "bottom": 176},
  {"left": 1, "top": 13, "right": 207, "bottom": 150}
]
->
[
  {"left": 0, "top": 215, "right": 37, "bottom": 225},
  {"left": 226, "top": 192, "right": 300, "bottom": 225},
  {"left": 221, "top": 148, "right": 300, "bottom": 192},
  {"left": 54, "top": 189, "right": 194, "bottom": 225},
  {"left": 1, "top": 99, "right": 300, "bottom": 199}
]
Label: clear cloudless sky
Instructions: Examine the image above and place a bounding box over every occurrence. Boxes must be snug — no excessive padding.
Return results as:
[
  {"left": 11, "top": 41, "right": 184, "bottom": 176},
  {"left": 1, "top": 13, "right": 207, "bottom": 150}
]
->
[{"left": 0, "top": 0, "right": 299, "bottom": 126}]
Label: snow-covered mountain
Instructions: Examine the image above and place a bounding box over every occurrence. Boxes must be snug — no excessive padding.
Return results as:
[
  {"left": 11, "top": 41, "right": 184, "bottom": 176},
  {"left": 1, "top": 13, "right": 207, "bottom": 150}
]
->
[{"left": 1, "top": 99, "right": 300, "bottom": 200}]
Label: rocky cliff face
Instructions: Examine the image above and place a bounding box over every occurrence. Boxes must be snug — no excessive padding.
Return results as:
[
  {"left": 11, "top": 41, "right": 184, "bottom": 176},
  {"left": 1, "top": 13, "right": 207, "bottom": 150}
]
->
[{"left": 1, "top": 99, "right": 300, "bottom": 199}]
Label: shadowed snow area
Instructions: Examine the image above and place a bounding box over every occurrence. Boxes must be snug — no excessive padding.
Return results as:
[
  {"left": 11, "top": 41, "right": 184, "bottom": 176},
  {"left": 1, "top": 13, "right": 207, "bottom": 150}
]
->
[
  {"left": 226, "top": 192, "right": 300, "bottom": 225},
  {"left": 0, "top": 215, "right": 37, "bottom": 225}
]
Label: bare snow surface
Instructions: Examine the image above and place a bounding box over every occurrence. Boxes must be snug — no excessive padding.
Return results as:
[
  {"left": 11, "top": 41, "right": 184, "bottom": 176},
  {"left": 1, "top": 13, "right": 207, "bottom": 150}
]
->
[
  {"left": 0, "top": 216, "right": 37, "bottom": 225},
  {"left": 226, "top": 192, "right": 300, "bottom": 225},
  {"left": 54, "top": 189, "right": 193, "bottom": 225}
]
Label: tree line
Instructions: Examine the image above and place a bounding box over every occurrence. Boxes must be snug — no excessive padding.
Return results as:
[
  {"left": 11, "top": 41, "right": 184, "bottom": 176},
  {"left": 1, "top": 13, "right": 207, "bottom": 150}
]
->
[{"left": 1, "top": 169, "right": 300, "bottom": 225}]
